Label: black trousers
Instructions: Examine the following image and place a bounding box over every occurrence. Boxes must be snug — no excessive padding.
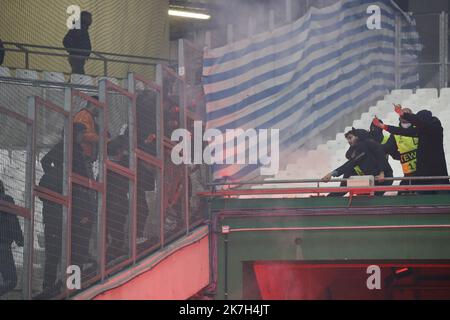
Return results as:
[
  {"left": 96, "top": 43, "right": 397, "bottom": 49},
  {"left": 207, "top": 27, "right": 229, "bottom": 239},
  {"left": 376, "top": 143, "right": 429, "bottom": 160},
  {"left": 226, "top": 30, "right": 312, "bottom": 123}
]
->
[
  {"left": 68, "top": 56, "right": 87, "bottom": 75},
  {"left": 0, "top": 243, "right": 17, "bottom": 298},
  {"left": 106, "top": 196, "right": 128, "bottom": 263},
  {"left": 71, "top": 198, "right": 94, "bottom": 269},
  {"left": 42, "top": 201, "right": 63, "bottom": 290},
  {"left": 137, "top": 167, "right": 154, "bottom": 239}
]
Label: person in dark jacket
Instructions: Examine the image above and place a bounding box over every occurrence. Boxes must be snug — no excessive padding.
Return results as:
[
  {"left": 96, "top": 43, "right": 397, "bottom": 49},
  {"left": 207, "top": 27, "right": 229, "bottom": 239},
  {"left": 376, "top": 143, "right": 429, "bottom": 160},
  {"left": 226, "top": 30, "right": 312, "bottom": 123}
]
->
[
  {"left": 136, "top": 90, "right": 158, "bottom": 156},
  {"left": 63, "top": 11, "right": 93, "bottom": 74},
  {"left": 372, "top": 105, "right": 449, "bottom": 193},
  {"left": 39, "top": 140, "right": 64, "bottom": 294},
  {"left": 39, "top": 123, "right": 89, "bottom": 294},
  {"left": 0, "top": 39, "right": 5, "bottom": 65},
  {"left": 0, "top": 180, "right": 24, "bottom": 298},
  {"left": 322, "top": 129, "right": 392, "bottom": 196},
  {"left": 106, "top": 135, "right": 130, "bottom": 263}
]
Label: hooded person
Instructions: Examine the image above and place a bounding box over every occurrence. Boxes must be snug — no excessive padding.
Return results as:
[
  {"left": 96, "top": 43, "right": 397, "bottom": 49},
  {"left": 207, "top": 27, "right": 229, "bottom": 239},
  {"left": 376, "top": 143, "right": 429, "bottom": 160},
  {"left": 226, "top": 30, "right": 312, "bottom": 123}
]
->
[
  {"left": 373, "top": 106, "right": 449, "bottom": 192},
  {"left": 38, "top": 123, "right": 90, "bottom": 296},
  {"left": 322, "top": 128, "right": 393, "bottom": 196}
]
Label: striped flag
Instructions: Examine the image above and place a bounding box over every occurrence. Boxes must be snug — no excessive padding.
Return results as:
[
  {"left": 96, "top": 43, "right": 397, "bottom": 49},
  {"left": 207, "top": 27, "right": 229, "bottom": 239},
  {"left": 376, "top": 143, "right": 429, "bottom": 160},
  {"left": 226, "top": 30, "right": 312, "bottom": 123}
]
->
[{"left": 202, "top": 0, "right": 422, "bottom": 182}]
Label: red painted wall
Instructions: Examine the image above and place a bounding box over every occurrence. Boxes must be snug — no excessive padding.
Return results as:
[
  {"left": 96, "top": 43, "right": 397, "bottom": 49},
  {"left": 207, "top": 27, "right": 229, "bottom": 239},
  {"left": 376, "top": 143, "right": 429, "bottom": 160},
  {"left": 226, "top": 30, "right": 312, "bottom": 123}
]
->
[{"left": 93, "top": 236, "right": 210, "bottom": 300}]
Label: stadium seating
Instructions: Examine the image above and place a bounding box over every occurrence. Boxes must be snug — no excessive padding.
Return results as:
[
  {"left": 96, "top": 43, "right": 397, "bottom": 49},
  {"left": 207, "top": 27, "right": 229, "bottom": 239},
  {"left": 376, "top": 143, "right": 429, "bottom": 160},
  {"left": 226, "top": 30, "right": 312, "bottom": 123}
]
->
[
  {"left": 70, "top": 73, "right": 95, "bottom": 86},
  {"left": 42, "top": 71, "right": 65, "bottom": 83},
  {"left": 0, "top": 66, "right": 11, "bottom": 77},
  {"left": 16, "top": 69, "right": 39, "bottom": 80},
  {"left": 253, "top": 88, "right": 450, "bottom": 195}
]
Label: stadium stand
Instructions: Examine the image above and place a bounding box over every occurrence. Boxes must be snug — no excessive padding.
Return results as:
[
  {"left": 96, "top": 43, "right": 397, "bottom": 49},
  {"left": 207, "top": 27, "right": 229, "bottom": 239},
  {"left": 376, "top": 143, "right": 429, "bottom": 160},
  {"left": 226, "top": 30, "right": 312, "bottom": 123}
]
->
[{"left": 252, "top": 88, "right": 450, "bottom": 195}]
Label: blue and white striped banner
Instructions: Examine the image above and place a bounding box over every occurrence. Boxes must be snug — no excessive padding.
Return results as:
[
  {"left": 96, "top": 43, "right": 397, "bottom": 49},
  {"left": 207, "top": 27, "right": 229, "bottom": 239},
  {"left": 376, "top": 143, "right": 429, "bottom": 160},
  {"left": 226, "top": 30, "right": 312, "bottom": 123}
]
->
[{"left": 202, "top": 0, "right": 421, "bottom": 182}]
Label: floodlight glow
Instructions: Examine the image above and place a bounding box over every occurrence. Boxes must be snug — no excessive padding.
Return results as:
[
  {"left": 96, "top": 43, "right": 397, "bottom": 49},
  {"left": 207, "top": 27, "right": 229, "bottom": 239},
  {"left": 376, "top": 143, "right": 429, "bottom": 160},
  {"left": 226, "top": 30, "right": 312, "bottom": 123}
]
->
[{"left": 168, "top": 9, "right": 211, "bottom": 20}]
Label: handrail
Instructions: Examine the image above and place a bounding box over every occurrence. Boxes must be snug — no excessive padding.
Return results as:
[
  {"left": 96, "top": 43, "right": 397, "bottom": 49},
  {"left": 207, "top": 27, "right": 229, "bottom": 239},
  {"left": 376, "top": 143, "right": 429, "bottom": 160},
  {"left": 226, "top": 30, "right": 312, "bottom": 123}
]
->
[
  {"left": 207, "top": 176, "right": 450, "bottom": 187},
  {"left": 0, "top": 41, "right": 176, "bottom": 77},
  {"left": 2, "top": 42, "right": 171, "bottom": 62},
  {"left": 198, "top": 184, "right": 450, "bottom": 198}
]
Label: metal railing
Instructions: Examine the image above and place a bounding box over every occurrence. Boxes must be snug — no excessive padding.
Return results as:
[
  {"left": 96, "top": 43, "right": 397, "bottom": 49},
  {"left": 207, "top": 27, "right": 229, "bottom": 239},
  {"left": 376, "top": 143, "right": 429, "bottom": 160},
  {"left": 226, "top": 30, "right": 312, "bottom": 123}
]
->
[
  {"left": 0, "top": 62, "right": 209, "bottom": 300},
  {"left": 199, "top": 176, "right": 450, "bottom": 199},
  {"left": 0, "top": 42, "right": 176, "bottom": 78}
]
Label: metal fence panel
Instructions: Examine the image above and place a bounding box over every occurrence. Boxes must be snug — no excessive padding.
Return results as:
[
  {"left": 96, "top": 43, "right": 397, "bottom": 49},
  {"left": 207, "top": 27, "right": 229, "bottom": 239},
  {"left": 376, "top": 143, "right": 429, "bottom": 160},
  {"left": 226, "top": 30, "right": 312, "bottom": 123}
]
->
[
  {"left": 70, "top": 183, "right": 99, "bottom": 287},
  {"left": 0, "top": 108, "right": 31, "bottom": 300},
  {"left": 31, "top": 97, "right": 69, "bottom": 300},
  {"left": 136, "top": 160, "right": 161, "bottom": 257},
  {"left": 186, "top": 118, "right": 208, "bottom": 230},
  {"left": 135, "top": 86, "right": 160, "bottom": 158},
  {"left": 0, "top": 214, "right": 27, "bottom": 300},
  {"left": 161, "top": 68, "right": 183, "bottom": 139},
  {"left": 163, "top": 146, "right": 187, "bottom": 244},
  {"left": 106, "top": 91, "right": 132, "bottom": 169},
  {"left": 105, "top": 170, "right": 131, "bottom": 271},
  {"left": 31, "top": 198, "right": 67, "bottom": 299}
]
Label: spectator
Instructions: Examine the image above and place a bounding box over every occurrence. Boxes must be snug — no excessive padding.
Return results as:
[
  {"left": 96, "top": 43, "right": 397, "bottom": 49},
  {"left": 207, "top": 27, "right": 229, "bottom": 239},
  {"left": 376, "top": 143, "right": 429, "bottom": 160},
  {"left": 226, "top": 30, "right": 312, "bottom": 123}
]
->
[
  {"left": 372, "top": 109, "right": 419, "bottom": 194},
  {"left": 368, "top": 119, "right": 396, "bottom": 180},
  {"left": 0, "top": 180, "right": 24, "bottom": 298},
  {"left": 63, "top": 11, "right": 93, "bottom": 74},
  {"left": 372, "top": 105, "right": 449, "bottom": 193},
  {"left": 39, "top": 140, "right": 64, "bottom": 295},
  {"left": 136, "top": 90, "right": 158, "bottom": 156},
  {"left": 71, "top": 123, "right": 97, "bottom": 275},
  {"left": 73, "top": 96, "right": 100, "bottom": 164},
  {"left": 136, "top": 163, "right": 156, "bottom": 245},
  {"left": 322, "top": 129, "right": 392, "bottom": 196},
  {"left": 0, "top": 39, "right": 5, "bottom": 65}
]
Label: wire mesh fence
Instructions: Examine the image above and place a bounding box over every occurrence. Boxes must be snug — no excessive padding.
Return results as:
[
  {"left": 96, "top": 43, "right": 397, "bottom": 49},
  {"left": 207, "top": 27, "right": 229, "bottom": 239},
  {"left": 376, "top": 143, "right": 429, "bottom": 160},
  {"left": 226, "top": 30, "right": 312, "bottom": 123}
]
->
[
  {"left": 0, "top": 109, "right": 30, "bottom": 300},
  {"left": 32, "top": 197, "right": 66, "bottom": 299},
  {"left": 0, "top": 66, "right": 209, "bottom": 299},
  {"left": 162, "top": 68, "right": 183, "bottom": 139},
  {"left": 181, "top": 39, "right": 206, "bottom": 120},
  {"left": 70, "top": 183, "right": 99, "bottom": 288},
  {"left": 186, "top": 118, "right": 209, "bottom": 230},
  {"left": 105, "top": 90, "right": 132, "bottom": 169},
  {"left": 0, "top": 214, "right": 26, "bottom": 300},
  {"left": 163, "top": 146, "right": 187, "bottom": 244},
  {"left": 136, "top": 160, "right": 161, "bottom": 257},
  {"left": 135, "top": 86, "right": 160, "bottom": 157},
  {"left": 0, "top": 115, "right": 29, "bottom": 208},
  {"left": 105, "top": 169, "right": 131, "bottom": 270}
]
